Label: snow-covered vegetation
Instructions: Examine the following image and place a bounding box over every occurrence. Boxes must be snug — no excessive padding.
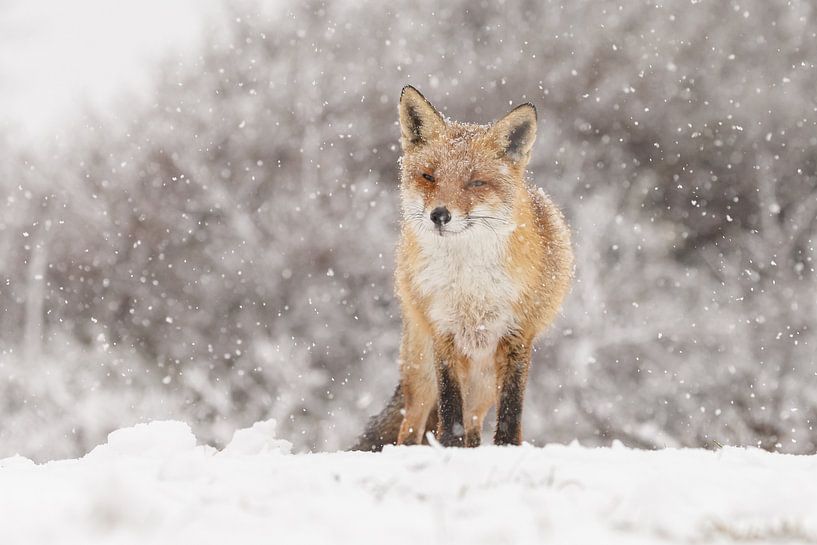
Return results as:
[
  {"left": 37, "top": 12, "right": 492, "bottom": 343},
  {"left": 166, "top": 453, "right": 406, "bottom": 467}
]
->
[
  {"left": 1, "top": 0, "right": 817, "bottom": 460},
  {"left": 2, "top": 420, "right": 816, "bottom": 545}
]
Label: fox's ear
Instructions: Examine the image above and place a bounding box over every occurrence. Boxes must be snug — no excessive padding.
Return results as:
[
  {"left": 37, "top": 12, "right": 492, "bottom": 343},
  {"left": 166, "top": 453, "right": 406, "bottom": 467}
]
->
[
  {"left": 399, "top": 85, "right": 446, "bottom": 150},
  {"left": 490, "top": 103, "right": 537, "bottom": 164}
]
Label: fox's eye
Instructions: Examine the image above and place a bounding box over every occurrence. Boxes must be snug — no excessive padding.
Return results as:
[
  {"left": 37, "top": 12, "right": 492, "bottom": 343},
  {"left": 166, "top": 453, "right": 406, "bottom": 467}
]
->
[
  {"left": 468, "top": 180, "right": 486, "bottom": 188},
  {"left": 422, "top": 173, "right": 435, "bottom": 182}
]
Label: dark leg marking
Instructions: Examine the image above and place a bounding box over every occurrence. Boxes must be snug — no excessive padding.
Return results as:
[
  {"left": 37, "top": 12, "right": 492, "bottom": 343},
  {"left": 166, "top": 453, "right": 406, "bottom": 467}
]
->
[
  {"left": 436, "top": 361, "right": 464, "bottom": 447},
  {"left": 494, "top": 343, "right": 530, "bottom": 446}
]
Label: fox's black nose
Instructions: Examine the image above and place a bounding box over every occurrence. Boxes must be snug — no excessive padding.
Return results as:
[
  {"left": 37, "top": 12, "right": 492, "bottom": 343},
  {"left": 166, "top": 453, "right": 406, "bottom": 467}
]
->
[{"left": 430, "top": 206, "right": 451, "bottom": 226}]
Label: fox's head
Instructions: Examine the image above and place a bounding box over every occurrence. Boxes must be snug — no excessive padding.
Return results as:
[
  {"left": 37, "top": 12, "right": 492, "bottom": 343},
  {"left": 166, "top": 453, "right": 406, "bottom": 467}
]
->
[{"left": 398, "top": 85, "right": 537, "bottom": 238}]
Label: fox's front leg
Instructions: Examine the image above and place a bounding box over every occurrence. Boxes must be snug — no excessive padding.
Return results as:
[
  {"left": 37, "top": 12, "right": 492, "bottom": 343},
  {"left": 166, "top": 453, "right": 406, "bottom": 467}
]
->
[
  {"left": 434, "top": 335, "right": 465, "bottom": 447},
  {"left": 494, "top": 336, "right": 532, "bottom": 446},
  {"left": 397, "top": 326, "right": 437, "bottom": 446}
]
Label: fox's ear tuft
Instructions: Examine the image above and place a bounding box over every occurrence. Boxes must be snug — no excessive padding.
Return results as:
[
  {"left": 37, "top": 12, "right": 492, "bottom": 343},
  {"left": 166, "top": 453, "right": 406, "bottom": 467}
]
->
[
  {"left": 490, "top": 103, "right": 537, "bottom": 164},
  {"left": 399, "top": 85, "right": 445, "bottom": 150}
]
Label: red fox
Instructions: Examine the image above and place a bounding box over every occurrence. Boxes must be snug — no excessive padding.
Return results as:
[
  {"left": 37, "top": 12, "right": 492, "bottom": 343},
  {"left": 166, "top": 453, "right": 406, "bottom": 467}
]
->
[{"left": 354, "top": 86, "right": 573, "bottom": 449}]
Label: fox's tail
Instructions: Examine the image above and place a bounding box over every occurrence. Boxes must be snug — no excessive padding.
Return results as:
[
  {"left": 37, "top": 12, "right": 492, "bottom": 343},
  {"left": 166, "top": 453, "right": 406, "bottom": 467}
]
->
[{"left": 351, "top": 383, "right": 405, "bottom": 451}]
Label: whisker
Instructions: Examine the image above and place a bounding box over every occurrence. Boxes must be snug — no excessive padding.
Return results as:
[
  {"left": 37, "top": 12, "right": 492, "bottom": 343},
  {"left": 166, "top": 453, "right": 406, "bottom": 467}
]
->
[
  {"left": 467, "top": 214, "right": 511, "bottom": 224},
  {"left": 477, "top": 217, "right": 499, "bottom": 237}
]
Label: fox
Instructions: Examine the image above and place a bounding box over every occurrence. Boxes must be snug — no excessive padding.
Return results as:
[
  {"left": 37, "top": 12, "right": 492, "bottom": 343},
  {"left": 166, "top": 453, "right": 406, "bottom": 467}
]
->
[{"left": 354, "top": 85, "right": 573, "bottom": 449}]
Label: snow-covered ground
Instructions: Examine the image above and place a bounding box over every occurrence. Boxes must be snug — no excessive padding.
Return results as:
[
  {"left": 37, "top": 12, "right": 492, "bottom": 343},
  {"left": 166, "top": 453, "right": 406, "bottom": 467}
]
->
[{"left": 1, "top": 421, "right": 815, "bottom": 545}]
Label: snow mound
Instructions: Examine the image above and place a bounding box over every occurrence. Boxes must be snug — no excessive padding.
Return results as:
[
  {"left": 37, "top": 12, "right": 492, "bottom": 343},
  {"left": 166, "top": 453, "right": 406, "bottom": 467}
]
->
[
  {"left": 87, "top": 420, "right": 197, "bottom": 459},
  {"left": 1, "top": 421, "right": 817, "bottom": 545},
  {"left": 220, "top": 418, "right": 292, "bottom": 456},
  {"left": 0, "top": 455, "right": 35, "bottom": 468}
]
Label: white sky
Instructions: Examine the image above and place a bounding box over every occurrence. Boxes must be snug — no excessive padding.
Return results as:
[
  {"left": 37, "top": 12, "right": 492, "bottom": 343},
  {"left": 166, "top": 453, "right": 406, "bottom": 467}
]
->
[{"left": 0, "top": 0, "right": 222, "bottom": 139}]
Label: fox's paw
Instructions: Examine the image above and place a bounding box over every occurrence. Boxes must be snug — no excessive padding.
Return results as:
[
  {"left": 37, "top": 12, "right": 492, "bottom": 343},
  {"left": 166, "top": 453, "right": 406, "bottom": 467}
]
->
[
  {"left": 493, "top": 431, "right": 522, "bottom": 446},
  {"left": 464, "top": 429, "right": 482, "bottom": 448},
  {"left": 438, "top": 431, "right": 465, "bottom": 447}
]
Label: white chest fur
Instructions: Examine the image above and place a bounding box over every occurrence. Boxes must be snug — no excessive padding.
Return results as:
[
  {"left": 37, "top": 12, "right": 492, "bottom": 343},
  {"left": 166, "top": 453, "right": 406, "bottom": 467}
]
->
[{"left": 412, "top": 227, "right": 519, "bottom": 358}]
